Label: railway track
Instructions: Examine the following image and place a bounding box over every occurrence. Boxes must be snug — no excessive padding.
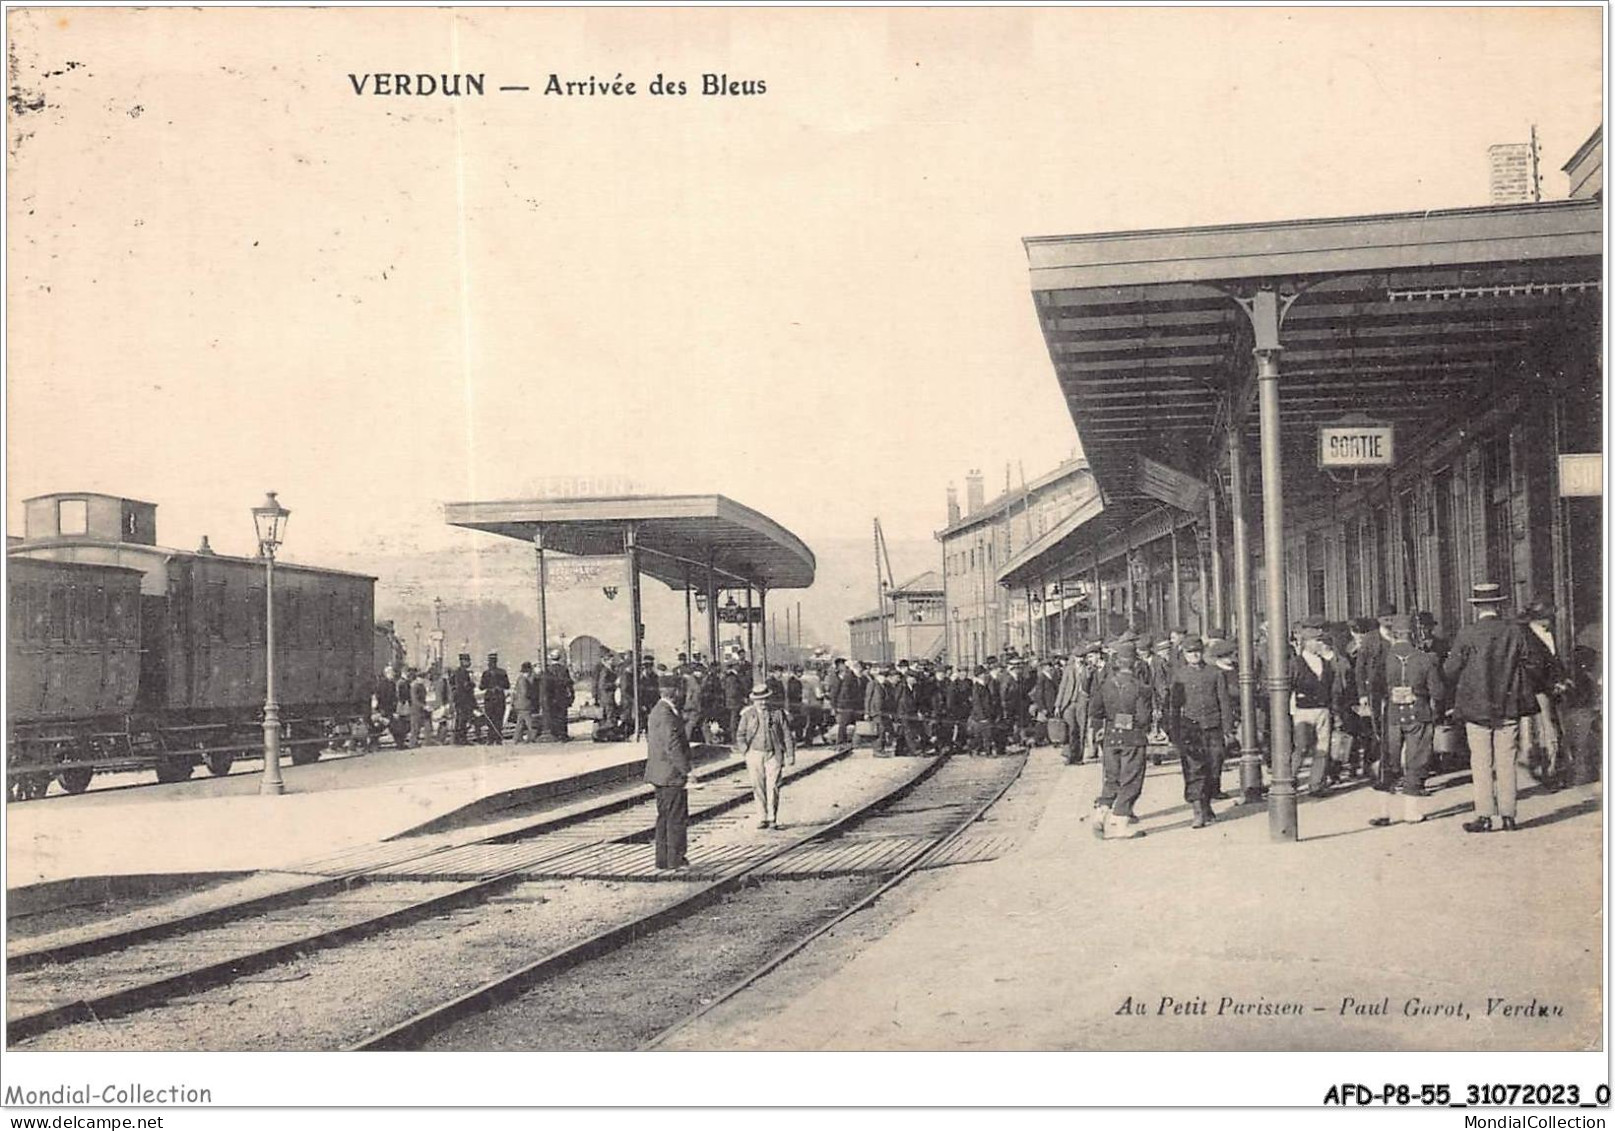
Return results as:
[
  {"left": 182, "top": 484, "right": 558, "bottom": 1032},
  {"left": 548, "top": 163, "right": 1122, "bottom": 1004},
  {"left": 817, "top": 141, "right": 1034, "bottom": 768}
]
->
[
  {"left": 6, "top": 743, "right": 854, "bottom": 1045},
  {"left": 9, "top": 749, "right": 1027, "bottom": 1051},
  {"left": 377, "top": 751, "right": 1028, "bottom": 1052}
]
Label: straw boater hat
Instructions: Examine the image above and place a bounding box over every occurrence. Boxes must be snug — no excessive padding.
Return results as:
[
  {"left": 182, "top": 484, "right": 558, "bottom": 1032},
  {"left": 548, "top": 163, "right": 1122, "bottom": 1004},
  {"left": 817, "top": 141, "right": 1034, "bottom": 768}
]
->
[
  {"left": 1469, "top": 582, "right": 1508, "bottom": 604},
  {"left": 749, "top": 683, "right": 772, "bottom": 701}
]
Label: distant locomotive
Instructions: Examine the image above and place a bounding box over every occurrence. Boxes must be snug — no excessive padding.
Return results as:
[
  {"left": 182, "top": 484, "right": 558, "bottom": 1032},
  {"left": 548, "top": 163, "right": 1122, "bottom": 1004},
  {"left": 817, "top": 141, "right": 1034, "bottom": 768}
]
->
[{"left": 7, "top": 492, "right": 376, "bottom": 800}]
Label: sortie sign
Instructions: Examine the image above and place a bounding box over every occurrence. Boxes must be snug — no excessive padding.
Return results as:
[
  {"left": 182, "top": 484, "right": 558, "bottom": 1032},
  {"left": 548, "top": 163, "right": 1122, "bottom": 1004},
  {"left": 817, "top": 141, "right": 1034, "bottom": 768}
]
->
[{"left": 1318, "top": 424, "right": 1394, "bottom": 468}]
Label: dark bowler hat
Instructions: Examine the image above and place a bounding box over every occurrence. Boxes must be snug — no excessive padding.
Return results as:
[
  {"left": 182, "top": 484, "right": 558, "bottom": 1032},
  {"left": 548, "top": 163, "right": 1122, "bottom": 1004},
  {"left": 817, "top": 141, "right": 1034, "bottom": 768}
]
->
[
  {"left": 658, "top": 675, "right": 682, "bottom": 693},
  {"left": 1207, "top": 639, "right": 1236, "bottom": 660},
  {"left": 984, "top": 655, "right": 999, "bottom": 666},
  {"left": 1114, "top": 640, "right": 1137, "bottom": 660},
  {"left": 972, "top": 665, "right": 987, "bottom": 676},
  {"left": 1349, "top": 616, "right": 1376, "bottom": 634},
  {"left": 1525, "top": 597, "right": 1556, "bottom": 621},
  {"left": 1300, "top": 614, "right": 1326, "bottom": 630},
  {"left": 1082, "top": 641, "right": 1101, "bottom": 656},
  {"left": 1179, "top": 634, "right": 1204, "bottom": 652},
  {"left": 520, "top": 661, "right": 533, "bottom": 672},
  {"left": 458, "top": 653, "right": 472, "bottom": 663},
  {"left": 1469, "top": 582, "right": 1508, "bottom": 604},
  {"left": 1388, "top": 614, "right": 1414, "bottom": 635}
]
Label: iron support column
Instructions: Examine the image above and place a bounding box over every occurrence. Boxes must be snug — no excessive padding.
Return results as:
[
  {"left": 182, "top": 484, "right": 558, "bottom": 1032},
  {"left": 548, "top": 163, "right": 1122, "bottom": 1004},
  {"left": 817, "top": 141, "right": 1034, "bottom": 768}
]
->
[
  {"left": 1093, "top": 562, "right": 1103, "bottom": 644},
  {"left": 1251, "top": 287, "right": 1296, "bottom": 841},
  {"left": 1170, "top": 527, "right": 1183, "bottom": 630},
  {"left": 1208, "top": 485, "right": 1225, "bottom": 632},
  {"left": 745, "top": 586, "right": 755, "bottom": 676},
  {"left": 760, "top": 588, "right": 770, "bottom": 675},
  {"left": 705, "top": 559, "right": 719, "bottom": 666},
  {"left": 626, "top": 524, "right": 643, "bottom": 741},
  {"left": 1229, "top": 428, "right": 1263, "bottom": 803},
  {"left": 1196, "top": 536, "right": 1210, "bottom": 635},
  {"left": 534, "top": 527, "right": 550, "bottom": 663},
  {"left": 684, "top": 570, "right": 694, "bottom": 667}
]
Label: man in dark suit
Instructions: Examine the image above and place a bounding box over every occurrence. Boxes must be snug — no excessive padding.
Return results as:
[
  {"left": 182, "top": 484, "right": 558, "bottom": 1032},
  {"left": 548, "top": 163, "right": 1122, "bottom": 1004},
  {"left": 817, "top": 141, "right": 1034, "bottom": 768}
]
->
[
  {"left": 967, "top": 665, "right": 1005, "bottom": 756},
  {"left": 448, "top": 654, "right": 477, "bottom": 745},
  {"left": 865, "top": 667, "right": 891, "bottom": 756},
  {"left": 1444, "top": 583, "right": 1544, "bottom": 833},
  {"left": 479, "top": 653, "right": 509, "bottom": 744},
  {"left": 645, "top": 675, "right": 692, "bottom": 870}
]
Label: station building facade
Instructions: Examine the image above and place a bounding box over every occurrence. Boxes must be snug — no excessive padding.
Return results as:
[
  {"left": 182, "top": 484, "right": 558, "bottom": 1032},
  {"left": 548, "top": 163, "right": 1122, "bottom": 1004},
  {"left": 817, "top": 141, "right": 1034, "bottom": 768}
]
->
[{"left": 935, "top": 458, "right": 1097, "bottom": 666}]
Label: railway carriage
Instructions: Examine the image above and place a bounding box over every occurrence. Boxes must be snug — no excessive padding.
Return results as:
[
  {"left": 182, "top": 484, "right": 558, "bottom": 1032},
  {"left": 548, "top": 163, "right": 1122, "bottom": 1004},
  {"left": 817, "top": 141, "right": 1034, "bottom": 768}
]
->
[{"left": 7, "top": 492, "right": 376, "bottom": 799}]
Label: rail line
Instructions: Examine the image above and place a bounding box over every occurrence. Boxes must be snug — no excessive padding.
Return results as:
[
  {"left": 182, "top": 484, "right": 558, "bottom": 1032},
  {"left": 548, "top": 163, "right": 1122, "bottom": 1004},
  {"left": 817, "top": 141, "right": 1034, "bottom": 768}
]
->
[
  {"left": 361, "top": 752, "right": 1028, "bottom": 1052},
  {"left": 6, "top": 744, "right": 856, "bottom": 1045}
]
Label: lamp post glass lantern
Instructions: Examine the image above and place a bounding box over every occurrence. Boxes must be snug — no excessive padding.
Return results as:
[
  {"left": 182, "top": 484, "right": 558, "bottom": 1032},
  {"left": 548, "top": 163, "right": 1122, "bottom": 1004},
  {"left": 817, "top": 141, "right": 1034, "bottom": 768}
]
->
[{"left": 252, "top": 492, "right": 290, "bottom": 795}]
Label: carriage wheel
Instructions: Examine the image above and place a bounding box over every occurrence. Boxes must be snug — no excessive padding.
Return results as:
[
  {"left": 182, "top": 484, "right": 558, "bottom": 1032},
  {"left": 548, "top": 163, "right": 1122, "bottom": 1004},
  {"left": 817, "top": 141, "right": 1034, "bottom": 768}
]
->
[
  {"left": 204, "top": 752, "right": 235, "bottom": 777},
  {"left": 57, "top": 767, "right": 94, "bottom": 794},
  {"left": 155, "top": 758, "right": 194, "bottom": 784}
]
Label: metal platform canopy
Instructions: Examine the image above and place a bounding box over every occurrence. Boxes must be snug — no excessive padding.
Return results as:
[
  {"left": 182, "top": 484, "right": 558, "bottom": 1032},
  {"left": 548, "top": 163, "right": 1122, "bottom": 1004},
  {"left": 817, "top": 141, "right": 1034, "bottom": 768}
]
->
[
  {"left": 1025, "top": 197, "right": 1602, "bottom": 841},
  {"left": 444, "top": 494, "right": 816, "bottom": 738}
]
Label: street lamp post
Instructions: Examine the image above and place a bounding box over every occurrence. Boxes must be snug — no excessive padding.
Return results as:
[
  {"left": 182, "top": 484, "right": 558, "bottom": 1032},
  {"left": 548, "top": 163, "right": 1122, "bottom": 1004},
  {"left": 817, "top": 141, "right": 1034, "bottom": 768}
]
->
[{"left": 252, "top": 491, "right": 291, "bottom": 796}]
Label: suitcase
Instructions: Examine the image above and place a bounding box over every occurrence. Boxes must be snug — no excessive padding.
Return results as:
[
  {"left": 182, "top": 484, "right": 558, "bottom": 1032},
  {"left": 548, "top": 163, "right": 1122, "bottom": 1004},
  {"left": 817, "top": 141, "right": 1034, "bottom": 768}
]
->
[{"left": 1046, "top": 717, "right": 1069, "bottom": 745}]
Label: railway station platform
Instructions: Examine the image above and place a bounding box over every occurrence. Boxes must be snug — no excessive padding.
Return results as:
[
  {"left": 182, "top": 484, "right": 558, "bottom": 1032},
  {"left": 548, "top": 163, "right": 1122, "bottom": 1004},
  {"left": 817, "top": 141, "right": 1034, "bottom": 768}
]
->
[
  {"left": 665, "top": 749, "right": 1604, "bottom": 1053},
  {"left": 4, "top": 726, "right": 733, "bottom": 895}
]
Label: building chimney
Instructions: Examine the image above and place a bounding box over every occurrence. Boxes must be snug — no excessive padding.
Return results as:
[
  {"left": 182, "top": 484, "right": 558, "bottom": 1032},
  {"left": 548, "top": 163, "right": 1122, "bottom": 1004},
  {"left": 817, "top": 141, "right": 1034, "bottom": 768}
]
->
[
  {"left": 965, "top": 469, "right": 985, "bottom": 515},
  {"left": 196, "top": 535, "right": 216, "bottom": 556},
  {"left": 946, "top": 484, "right": 961, "bottom": 526}
]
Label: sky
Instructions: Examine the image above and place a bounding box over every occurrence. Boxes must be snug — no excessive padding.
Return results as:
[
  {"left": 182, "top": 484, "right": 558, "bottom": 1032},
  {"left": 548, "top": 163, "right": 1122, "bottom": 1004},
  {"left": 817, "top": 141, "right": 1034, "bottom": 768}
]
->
[{"left": 6, "top": 5, "right": 1604, "bottom": 649}]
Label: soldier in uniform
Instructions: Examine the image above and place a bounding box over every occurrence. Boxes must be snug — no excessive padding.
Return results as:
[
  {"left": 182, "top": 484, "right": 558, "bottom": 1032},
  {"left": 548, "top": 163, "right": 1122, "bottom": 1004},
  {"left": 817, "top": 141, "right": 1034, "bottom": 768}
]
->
[
  {"left": 449, "top": 653, "right": 478, "bottom": 745},
  {"left": 1369, "top": 614, "right": 1445, "bottom": 827},
  {"left": 1088, "top": 639, "right": 1152, "bottom": 839},
  {"left": 1168, "top": 635, "right": 1232, "bottom": 828},
  {"left": 479, "top": 653, "right": 509, "bottom": 744}
]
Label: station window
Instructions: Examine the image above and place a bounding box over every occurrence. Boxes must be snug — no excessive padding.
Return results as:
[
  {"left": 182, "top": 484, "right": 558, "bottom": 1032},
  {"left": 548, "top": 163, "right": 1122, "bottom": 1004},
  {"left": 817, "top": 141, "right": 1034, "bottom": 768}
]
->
[
  {"left": 47, "top": 584, "right": 68, "bottom": 641},
  {"left": 247, "top": 587, "right": 265, "bottom": 644},
  {"left": 1305, "top": 533, "right": 1327, "bottom": 619},
  {"left": 108, "top": 589, "right": 134, "bottom": 642},
  {"left": 1344, "top": 521, "right": 1363, "bottom": 617},
  {"left": 10, "top": 581, "right": 28, "bottom": 642},
  {"left": 205, "top": 580, "right": 227, "bottom": 640},
  {"left": 57, "top": 498, "right": 88, "bottom": 536}
]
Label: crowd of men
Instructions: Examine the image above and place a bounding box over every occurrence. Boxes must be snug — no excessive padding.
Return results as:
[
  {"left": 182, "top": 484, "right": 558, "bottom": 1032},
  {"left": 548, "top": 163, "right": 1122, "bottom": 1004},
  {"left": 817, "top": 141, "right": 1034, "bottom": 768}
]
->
[
  {"left": 367, "top": 650, "right": 577, "bottom": 748},
  {"left": 364, "top": 578, "right": 1592, "bottom": 849}
]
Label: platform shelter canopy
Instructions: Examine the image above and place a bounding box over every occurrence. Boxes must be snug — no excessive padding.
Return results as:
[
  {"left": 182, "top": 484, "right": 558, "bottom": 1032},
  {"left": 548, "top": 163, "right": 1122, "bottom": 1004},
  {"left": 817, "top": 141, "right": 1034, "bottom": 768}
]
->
[
  {"left": 1025, "top": 198, "right": 1602, "bottom": 513},
  {"left": 443, "top": 494, "right": 816, "bottom": 591}
]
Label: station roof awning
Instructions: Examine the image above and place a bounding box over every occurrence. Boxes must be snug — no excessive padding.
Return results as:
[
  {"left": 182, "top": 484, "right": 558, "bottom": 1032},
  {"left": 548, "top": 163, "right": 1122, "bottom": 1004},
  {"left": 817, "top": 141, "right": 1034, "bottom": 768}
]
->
[
  {"left": 1025, "top": 198, "right": 1603, "bottom": 514},
  {"left": 443, "top": 494, "right": 816, "bottom": 591}
]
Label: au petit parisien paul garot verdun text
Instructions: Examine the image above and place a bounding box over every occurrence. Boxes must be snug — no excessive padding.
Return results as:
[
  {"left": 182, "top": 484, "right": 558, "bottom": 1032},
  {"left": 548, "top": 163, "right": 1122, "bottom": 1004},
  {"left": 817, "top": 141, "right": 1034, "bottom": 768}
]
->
[{"left": 346, "top": 71, "right": 766, "bottom": 97}]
